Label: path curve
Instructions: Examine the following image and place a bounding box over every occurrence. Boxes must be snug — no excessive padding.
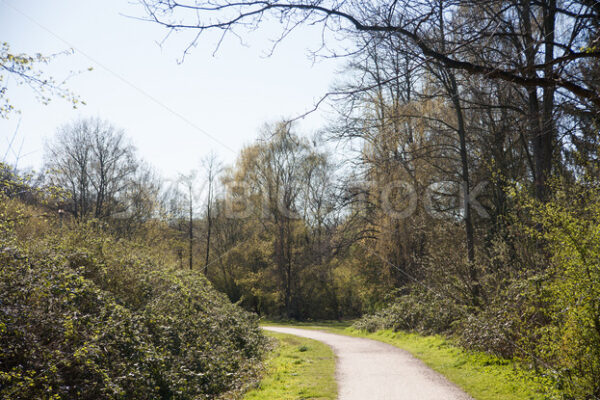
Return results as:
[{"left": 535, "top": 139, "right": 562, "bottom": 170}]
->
[{"left": 264, "top": 326, "right": 473, "bottom": 400}]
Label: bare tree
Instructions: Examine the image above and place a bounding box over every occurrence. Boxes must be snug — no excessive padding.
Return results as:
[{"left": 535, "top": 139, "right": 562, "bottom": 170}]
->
[
  {"left": 118, "top": 161, "right": 163, "bottom": 235},
  {"left": 141, "top": 0, "right": 599, "bottom": 103},
  {"left": 201, "top": 152, "right": 221, "bottom": 274},
  {"left": 45, "top": 118, "right": 137, "bottom": 220},
  {"left": 178, "top": 171, "right": 199, "bottom": 270},
  {"left": 141, "top": 0, "right": 600, "bottom": 198}
]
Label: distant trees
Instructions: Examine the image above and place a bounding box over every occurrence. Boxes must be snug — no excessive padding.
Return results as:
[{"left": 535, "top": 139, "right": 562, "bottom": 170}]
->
[
  {"left": 200, "top": 122, "right": 352, "bottom": 318},
  {"left": 161, "top": 160, "right": 223, "bottom": 273},
  {"left": 201, "top": 153, "right": 221, "bottom": 274},
  {"left": 44, "top": 118, "right": 141, "bottom": 221},
  {"left": 223, "top": 122, "right": 317, "bottom": 317},
  {"left": 119, "top": 161, "right": 163, "bottom": 233}
]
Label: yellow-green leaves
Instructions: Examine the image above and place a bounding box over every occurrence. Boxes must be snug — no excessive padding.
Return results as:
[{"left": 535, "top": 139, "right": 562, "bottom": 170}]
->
[{"left": 0, "top": 42, "right": 86, "bottom": 118}]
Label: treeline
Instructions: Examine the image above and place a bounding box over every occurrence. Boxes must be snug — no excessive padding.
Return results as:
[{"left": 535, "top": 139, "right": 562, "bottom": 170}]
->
[{"left": 31, "top": 118, "right": 362, "bottom": 319}]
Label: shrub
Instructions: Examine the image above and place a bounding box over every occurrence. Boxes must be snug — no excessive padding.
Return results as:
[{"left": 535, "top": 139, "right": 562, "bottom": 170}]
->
[
  {"left": 522, "top": 183, "right": 600, "bottom": 399},
  {"left": 353, "top": 288, "right": 462, "bottom": 334},
  {"left": 0, "top": 199, "right": 266, "bottom": 400}
]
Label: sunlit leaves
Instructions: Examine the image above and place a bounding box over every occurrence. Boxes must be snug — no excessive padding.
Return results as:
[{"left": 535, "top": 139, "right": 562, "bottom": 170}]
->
[{"left": 0, "top": 42, "right": 85, "bottom": 118}]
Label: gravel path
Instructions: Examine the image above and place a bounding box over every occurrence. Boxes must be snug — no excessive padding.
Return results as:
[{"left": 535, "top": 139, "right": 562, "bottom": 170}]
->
[{"left": 263, "top": 326, "right": 473, "bottom": 400}]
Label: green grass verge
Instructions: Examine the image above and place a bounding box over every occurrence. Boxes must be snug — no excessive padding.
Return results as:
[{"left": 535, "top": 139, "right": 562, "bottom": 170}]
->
[
  {"left": 261, "top": 321, "right": 558, "bottom": 400},
  {"left": 243, "top": 331, "right": 337, "bottom": 400}
]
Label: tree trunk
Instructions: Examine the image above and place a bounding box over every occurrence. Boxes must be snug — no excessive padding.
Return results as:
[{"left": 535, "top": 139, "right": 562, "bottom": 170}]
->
[
  {"left": 189, "top": 189, "right": 193, "bottom": 270},
  {"left": 447, "top": 72, "right": 480, "bottom": 306},
  {"left": 541, "top": 0, "right": 556, "bottom": 199},
  {"left": 522, "top": 0, "right": 554, "bottom": 201},
  {"left": 439, "top": 2, "right": 479, "bottom": 305},
  {"left": 204, "top": 179, "right": 212, "bottom": 275}
]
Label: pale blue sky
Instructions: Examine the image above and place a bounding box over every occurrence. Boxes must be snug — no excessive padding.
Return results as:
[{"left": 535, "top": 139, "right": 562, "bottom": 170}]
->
[{"left": 0, "top": 0, "right": 346, "bottom": 178}]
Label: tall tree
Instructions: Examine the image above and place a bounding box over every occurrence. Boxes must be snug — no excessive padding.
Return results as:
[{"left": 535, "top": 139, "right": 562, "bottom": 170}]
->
[
  {"left": 178, "top": 171, "right": 198, "bottom": 270},
  {"left": 201, "top": 152, "right": 221, "bottom": 274},
  {"left": 142, "top": 0, "right": 600, "bottom": 198},
  {"left": 45, "top": 118, "right": 137, "bottom": 220}
]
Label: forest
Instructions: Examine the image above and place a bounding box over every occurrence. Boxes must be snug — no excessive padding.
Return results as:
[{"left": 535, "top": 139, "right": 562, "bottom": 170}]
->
[{"left": 1, "top": 0, "right": 600, "bottom": 399}]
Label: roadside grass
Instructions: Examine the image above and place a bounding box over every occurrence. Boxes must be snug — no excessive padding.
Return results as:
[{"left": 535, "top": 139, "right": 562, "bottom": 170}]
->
[
  {"left": 261, "top": 320, "right": 558, "bottom": 400},
  {"left": 243, "top": 331, "right": 337, "bottom": 400}
]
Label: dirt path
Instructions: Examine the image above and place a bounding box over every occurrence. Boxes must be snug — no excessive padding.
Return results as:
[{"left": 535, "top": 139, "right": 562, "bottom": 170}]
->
[{"left": 263, "top": 326, "right": 473, "bottom": 400}]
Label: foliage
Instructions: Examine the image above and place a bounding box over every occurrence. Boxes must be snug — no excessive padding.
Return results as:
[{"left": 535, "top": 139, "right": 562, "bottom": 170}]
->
[
  {"left": 449, "top": 182, "right": 600, "bottom": 398},
  {"left": 0, "top": 184, "right": 266, "bottom": 400},
  {"left": 352, "top": 288, "right": 463, "bottom": 335},
  {"left": 516, "top": 182, "right": 600, "bottom": 398},
  {"left": 0, "top": 42, "right": 84, "bottom": 118},
  {"left": 206, "top": 122, "right": 363, "bottom": 320},
  {"left": 353, "top": 182, "right": 600, "bottom": 399}
]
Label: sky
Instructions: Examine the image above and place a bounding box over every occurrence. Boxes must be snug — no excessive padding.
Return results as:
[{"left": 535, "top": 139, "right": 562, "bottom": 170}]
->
[{"left": 0, "top": 0, "right": 347, "bottom": 179}]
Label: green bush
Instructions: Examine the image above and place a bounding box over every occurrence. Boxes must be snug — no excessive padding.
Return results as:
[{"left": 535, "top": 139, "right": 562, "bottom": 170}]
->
[
  {"left": 353, "top": 288, "right": 462, "bottom": 334},
  {"left": 520, "top": 183, "right": 600, "bottom": 399},
  {"left": 0, "top": 199, "right": 266, "bottom": 400}
]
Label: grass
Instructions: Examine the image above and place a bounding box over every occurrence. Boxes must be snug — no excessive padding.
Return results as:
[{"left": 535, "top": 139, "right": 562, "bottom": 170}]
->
[
  {"left": 243, "top": 331, "right": 337, "bottom": 400},
  {"left": 261, "top": 320, "right": 558, "bottom": 400}
]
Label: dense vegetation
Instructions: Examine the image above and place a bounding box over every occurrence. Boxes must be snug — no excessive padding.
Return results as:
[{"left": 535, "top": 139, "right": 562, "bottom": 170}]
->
[{"left": 0, "top": 167, "right": 266, "bottom": 400}]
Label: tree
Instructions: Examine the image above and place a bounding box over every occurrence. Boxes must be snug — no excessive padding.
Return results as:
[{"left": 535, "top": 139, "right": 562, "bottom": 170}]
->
[
  {"left": 45, "top": 118, "right": 137, "bottom": 220},
  {"left": 142, "top": 0, "right": 600, "bottom": 104},
  {"left": 201, "top": 152, "right": 221, "bottom": 274},
  {"left": 211, "top": 121, "right": 350, "bottom": 318},
  {"left": 178, "top": 170, "right": 198, "bottom": 270},
  {"left": 141, "top": 0, "right": 600, "bottom": 199},
  {"left": 237, "top": 122, "right": 310, "bottom": 317},
  {"left": 1, "top": 42, "right": 84, "bottom": 118},
  {"left": 117, "top": 161, "right": 163, "bottom": 235}
]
